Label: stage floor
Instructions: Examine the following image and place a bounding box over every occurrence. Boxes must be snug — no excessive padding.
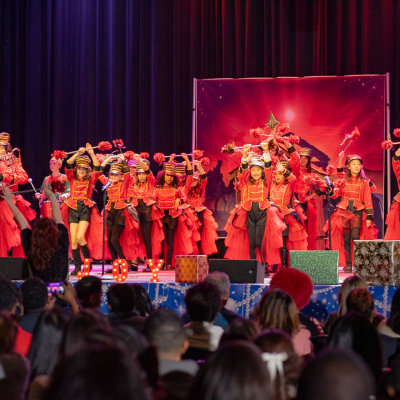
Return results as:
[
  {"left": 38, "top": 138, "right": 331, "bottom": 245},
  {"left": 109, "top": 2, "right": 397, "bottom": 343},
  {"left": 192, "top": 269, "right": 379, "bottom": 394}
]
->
[{"left": 67, "top": 263, "right": 353, "bottom": 284}]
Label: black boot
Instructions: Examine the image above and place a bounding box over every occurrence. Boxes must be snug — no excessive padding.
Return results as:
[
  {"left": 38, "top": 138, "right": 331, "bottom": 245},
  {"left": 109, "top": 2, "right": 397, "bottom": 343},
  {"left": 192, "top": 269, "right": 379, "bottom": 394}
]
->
[
  {"left": 71, "top": 248, "right": 82, "bottom": 276},
  {"left": 80, "top": 244, "right": 92, "bottom": 271},
  {"left": 280, "top": 247, "right": 288, "bottom": 268}
]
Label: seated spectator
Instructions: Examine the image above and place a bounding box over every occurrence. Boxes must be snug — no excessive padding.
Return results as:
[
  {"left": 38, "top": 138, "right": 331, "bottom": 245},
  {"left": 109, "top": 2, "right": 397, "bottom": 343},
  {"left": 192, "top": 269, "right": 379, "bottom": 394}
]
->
[
  {"left": 254, "top": 329, "right": 301, "bottom": 400},
  {"left": 129, "top": 283, "right": 154, "bottom": 318},
  {"left": 324, "top": 275, "right": 367, "bottom": 334},
  {"left": 19, "top": 277, "right": 48, "bottom": 334},
  {"left": 268, "top": 268, "right": 324, "bottom": 337},
  {"left": 203, "top": 271, "right": 243, "bottom": 328},
  {"left": 107, "top": 283, "right": 136, "bottom": 326},
  {"left": 220, "top": 318, "right": 259, "bottom": 344},
  {"left": 296, "top": 349, "right": 375, "bottom": 400},
  {"left": 346, "top": 287, "right": 379, "bottom": 325},
  {"left": 254, "top": 289, "right": 313, "bottom": 357},
  {"left": 0, "top": 312, "right": 30, "bottom": 400},
  {"left": 183, "top": 281, "right": 223, "bottom": 360},
  {"left": 27, "top": 307, "right": 69, "bottom": 400},
  {"left": 377, "top": 287, "right": 400, "bottom": 368},
  {"left": 328, "top": 313, "right": 383, "bottom": 389},
  {"left": 43, "top": 347, "right": 150, "bottom": 400},
  {"left": 384, "top": 354, "right": 400, "bottom": 398},
  {"left": 187, "top": 341, "right": 272, "bottom": 400},
  {"left": 2, "top": 185, "right": 69, "bottom": 283},
  {"left": 143, "top": 308, "right": 198, "bottom": 376},
  {"left": 75, "top": 276, "right": 103, "bottom": 311},
  {"left": 60, "top": 310, "right": 112, "bottom": 360},
  {"left": 0, "top": 278, "right": 31, "bottom": 356}
]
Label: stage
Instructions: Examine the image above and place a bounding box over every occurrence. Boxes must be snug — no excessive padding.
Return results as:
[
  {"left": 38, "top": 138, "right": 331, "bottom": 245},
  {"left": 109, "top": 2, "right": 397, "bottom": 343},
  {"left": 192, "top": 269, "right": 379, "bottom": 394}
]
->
[{"left": 68, "top": 263, "right": 398, "bottom": 322}]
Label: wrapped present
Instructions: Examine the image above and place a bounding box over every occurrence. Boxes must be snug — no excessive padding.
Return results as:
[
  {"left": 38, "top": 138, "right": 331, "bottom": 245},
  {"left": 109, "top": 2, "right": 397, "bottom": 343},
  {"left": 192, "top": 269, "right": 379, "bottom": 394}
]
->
[
  {"left": 175, "top": 255, "right": 209, "bottom": 283},
  {"left": 289, "top": 250, "right": 339, "bottom": 285},
  {"left": 354, "top": 240, "right": 400, "bottom": 285}
]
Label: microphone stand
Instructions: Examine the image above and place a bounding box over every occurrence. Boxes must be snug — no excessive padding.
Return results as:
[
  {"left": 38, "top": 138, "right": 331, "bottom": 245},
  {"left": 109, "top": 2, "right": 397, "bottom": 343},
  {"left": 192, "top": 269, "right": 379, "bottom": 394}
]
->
[
  {"left": 101, "top": 189, "right": 107, "bottom": 276},
  {"left": 326, "top": 189, "right": 332, "bottom": 250}
]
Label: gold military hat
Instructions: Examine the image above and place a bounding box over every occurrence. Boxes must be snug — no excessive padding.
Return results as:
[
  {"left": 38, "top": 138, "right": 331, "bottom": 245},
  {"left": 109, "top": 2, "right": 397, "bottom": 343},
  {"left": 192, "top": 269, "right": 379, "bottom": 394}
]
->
[
  {"left": 346, "top": 154, "right": 363, "bottom": 164},
  {"left": 75, "top": 155, "right": 91, "bottom": 169},
  {"left": 109, "top": 162, "right": 124, "bottom": 174},
  {"left": 174, "top": 163, "right": 186, "bottom": 177},
  {"left": 298, "top": 148, "right": 312, "bottom": 157},
  {"left": 163, "top": 162, "right": 176, "bottom": 176}
]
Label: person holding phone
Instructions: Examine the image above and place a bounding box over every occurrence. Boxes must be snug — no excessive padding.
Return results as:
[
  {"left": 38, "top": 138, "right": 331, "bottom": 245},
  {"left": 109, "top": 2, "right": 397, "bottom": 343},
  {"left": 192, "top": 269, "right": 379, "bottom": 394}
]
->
[{"left": 1, "top": 182, "right": 69, "bottom": 283}]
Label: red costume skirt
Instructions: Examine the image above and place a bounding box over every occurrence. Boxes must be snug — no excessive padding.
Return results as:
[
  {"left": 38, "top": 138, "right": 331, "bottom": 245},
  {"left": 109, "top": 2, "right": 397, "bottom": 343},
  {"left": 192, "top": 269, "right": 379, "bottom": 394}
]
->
[
  {"left": 0, "top": 200, "right": 21, "bottom": 257},
  {"left": 384, "top": 201, "right": 400, "bottom": 240}
]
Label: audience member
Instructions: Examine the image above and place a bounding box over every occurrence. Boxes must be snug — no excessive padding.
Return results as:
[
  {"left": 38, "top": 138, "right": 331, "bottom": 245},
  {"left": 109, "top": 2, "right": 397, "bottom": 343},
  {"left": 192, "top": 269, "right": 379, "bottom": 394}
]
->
[
  {"left": 107, "top": 283, "right": 136, "bottom": 326},
  {"left": 220, "top": 317, "right": 259, "bottom": 344},
  {"left": 254, "top": 329, "right": 301, "bottom": 400},
  {"left": 143, "top": 307, "right": 198, "bottom": 376},
  {"left": 378, "top": 287, "right": 400, "bottom": 368},
  {"left": 2, "top": 185, "right": 69, "bottom": 283},
  {"left": 0, "top": 278, "right": 31, "bottom": 356},
  {"left": 296, "top": 349, "right": 375, "bottom": 400},
  {"left": 187, "top": 341, "right": 272, "bottom": 400},
  {"left": 19, "top": 277, "right": 48, "bottom": 334},
  {"left": 269, "top": 268, "right": 324, "bottom": 336},
  {"left": 129, "top": 283, "right": 154, "bottom": 318},
  {"left": 346, "top": 287, "right": 377, "bottom": 324},
  {"left": 254, "top": 288, "right": 313, "bottom": 357},
  {"left": 60, "top": 310, "right": 113, "bottom": 360},
  {"left": 27, "top": 307, "right": 69, "bottom": 399},
  {"left": 203, "top": 271, "right": 242, "bottom": 328},
  {"left": 43, "top": 347, "right": 151, "bottom": 400},
  {"left": 328, "top": 312, "right": 383, "bottom": 388},
  {"left": 324, "top": 275, "right": 367, "bottom": 334},
  {"left": 75, "top": 276, "right": 103, "bottom": 311},
  {"left": 183, "top": 281, "right": 223, "bottom": 360},
  {"left": 0, "top": 312, "right": 30, "bottom": 400}
]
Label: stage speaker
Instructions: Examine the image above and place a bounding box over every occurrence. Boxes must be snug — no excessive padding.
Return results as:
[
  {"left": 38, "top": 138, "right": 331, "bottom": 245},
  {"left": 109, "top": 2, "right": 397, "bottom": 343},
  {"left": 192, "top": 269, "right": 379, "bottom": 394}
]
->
[
  {"left": 354, "top": 240, "right": 400, "bottom": 285},
  {"left": 208, "top": 259, "right": 265, "bottom": 283},
  {"left": 289, "top": 250, "right": 339, "bottom": 285},
  {"left": 0, "top": 257, "right": 29, "bottom": 280},
  {"left": 208, "top": 237, "right": 227, "bottom": 259}
]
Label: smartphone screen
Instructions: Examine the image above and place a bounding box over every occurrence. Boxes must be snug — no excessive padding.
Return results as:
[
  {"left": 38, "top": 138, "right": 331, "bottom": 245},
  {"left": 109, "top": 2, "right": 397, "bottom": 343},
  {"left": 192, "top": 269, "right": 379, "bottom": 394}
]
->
[{"left": 47, "top": 282, "right": 65, "bottom": 296}]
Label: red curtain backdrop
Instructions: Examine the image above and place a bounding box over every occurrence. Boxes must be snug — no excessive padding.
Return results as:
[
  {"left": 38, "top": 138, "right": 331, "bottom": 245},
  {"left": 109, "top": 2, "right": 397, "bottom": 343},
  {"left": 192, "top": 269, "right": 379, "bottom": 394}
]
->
[{"left": 0, "top": 0, "right": 399, "bottom": 212}]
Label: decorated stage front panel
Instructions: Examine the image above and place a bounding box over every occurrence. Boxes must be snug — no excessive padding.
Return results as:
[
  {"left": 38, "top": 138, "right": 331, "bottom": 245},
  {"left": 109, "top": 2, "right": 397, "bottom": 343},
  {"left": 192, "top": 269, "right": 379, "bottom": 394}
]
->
[{"left": 196, "top": 76, "right": 385, "bottom": 237}]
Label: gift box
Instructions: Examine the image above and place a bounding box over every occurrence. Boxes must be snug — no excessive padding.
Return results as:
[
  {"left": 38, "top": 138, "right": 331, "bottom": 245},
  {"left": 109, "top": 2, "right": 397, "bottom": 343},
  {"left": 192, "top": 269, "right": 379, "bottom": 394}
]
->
[
  {"left": 354, "top": 240, "right": 400, "bottom": 285},
  {"left": 175, "top": 255, "right": 209, "bottom": 283},
  {"left": 289, "top": 250, "right": 339, "bottom": 285}
]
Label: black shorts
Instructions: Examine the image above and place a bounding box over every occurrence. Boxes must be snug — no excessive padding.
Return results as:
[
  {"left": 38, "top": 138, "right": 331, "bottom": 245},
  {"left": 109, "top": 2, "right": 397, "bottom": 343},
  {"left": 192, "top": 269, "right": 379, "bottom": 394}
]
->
[
  {"left": 136, "top": 200, "right": 153, "bottom": 223},
  {"left": 106, "top": 208, "right": 125, "bottom": 227},
  {"left": 68, "top": 201, "right": 91, "bottom": 223},
  {"left": 162, "top": 210, "right": 178, "bottom": 231}
]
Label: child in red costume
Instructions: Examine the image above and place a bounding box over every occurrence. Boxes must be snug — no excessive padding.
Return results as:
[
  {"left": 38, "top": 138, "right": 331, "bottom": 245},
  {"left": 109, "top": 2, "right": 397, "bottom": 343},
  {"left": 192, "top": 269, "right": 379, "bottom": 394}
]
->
[
  {"left": 61, "top": 143, "right": 103, "bottom": 275},
  {"left": 294, "top": 148, "right": 326, "bottom": 250},
  {"left": 154, "top": 163, "right": 189, "bottom": 269},
  {"left": 327, "top": 152, "right": 376, "bottom": 272},
  {"left": 268, "top": 159, "right": 308, "bottom": 267},
  {"left": 384, "top": 147, "right": 400, "bottom": 239},
  {"left": 128, "top": 155, "right": 164, "bottom": 266},
  {"left": 186, "top": 160, "right": 219, "bottom": 255},
  {"left": 224, "top": 143, "right": 287, "bottom": 266},
  {"left": 36, "top": 157, "right": 70, "bottom": 218},
  {"left": 99, "top": 157, "right": 139, "bottom": 270}
]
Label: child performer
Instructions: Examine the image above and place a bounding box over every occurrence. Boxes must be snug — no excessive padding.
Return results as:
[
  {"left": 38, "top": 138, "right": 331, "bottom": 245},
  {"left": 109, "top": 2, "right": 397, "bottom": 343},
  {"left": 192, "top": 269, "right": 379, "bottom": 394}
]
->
[
  {"left": 328, "top": 152, "right": 375, "bottom": 272},
  {"left": 35, "top": 157, "right": 70, "bottom": 218},
  {"left": 128, "top": 154, "right": 164, "bottom": 264},
  {"left": 154, "top": 163, "right": 187, "bottom": 269},
  {"left": 294, "top": 148, "right": 325, "bottom": 250},
  {"left": 269, "top": 159, "right": 308, "bottom": 267},
  {"left": 385, "top": 146, "right": 400, "bottom": 239},
  {"left": 62, "top": 143, "right": 102, "bottom": 275},
  {"left": 99, "top": 157, "right": 139, "bottom": 270},
  {"left": 186, "top": 160, "right": 219, "bottom": 255},
  {"left": 224, "top": 143, "right": 287, "bottom": 266}
]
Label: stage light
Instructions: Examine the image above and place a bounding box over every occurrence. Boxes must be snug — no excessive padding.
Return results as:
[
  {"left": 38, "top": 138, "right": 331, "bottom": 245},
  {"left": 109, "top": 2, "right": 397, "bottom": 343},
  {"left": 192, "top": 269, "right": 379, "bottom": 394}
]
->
[
  {"left": 150, "top": 259, "right": 164, "bottom": 282},
  {"left": 112, "top": 259, "right": 128, "bottom": 282},
  {"left": 285, "top": 110, "right": 294, "bottom": 121}
]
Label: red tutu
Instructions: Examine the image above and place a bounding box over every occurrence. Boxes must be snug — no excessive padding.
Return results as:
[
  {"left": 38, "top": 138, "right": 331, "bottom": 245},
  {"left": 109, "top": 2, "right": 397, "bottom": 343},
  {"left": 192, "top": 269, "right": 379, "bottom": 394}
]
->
[
  {"left": 172, "top": 214, "right": 197, "bottom": 265},
  {"left": 285, "top": 214, "right": 308, "bottom": 251},
  {"left": 14, "top": 195, "right": 36, "bottom": 222},
  {"left": 151, "top": 206, "right": 165, "bottom": 258},
  {"left": 384, "top": 201, "right": 400, "bottom": 240},
  {"left": 0, "top": 201, "right": 21, "bottom": 256}
]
